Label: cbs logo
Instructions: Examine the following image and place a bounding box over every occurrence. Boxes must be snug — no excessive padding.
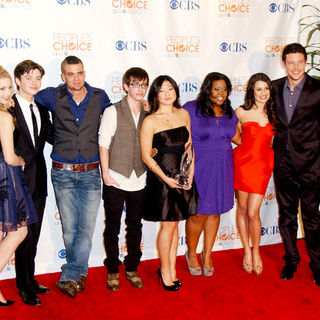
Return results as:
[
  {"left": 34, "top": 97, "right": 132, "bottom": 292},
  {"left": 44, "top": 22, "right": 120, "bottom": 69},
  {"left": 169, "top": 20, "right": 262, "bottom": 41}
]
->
[{"left": 269, "top": 3, "right": 294, "bottom": 13}]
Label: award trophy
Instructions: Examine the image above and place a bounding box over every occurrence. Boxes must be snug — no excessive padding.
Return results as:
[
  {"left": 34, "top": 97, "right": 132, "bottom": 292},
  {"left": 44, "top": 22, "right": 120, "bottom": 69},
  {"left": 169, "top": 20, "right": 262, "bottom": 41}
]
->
[{"left": 175, "top": 143, "right": 193, "bottom": 189}]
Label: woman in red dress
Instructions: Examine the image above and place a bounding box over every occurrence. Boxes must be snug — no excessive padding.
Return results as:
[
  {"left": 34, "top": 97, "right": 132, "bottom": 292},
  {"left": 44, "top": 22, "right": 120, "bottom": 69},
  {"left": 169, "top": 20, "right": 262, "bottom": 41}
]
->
[{"left": 233, "top": 73, "right": 277, "bottom": 275}]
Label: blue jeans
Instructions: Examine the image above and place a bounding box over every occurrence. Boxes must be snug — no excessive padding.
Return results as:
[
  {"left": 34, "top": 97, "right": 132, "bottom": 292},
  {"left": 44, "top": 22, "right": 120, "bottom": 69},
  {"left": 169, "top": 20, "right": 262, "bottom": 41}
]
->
[{"left": 51, "top": 167, "right": 101, "bottom": 282}]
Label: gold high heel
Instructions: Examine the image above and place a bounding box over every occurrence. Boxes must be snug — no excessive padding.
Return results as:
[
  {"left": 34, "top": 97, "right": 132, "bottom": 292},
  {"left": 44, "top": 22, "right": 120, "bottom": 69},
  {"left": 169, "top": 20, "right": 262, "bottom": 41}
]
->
[
  {"left": 243, "top": 255, "right": 253, "bottom": 274},
  {"left": 252, "top": 253, "right": 263, "bottom": 275},
  {"left": 253, "top": 264, "right": 263, "bottom": 275}
]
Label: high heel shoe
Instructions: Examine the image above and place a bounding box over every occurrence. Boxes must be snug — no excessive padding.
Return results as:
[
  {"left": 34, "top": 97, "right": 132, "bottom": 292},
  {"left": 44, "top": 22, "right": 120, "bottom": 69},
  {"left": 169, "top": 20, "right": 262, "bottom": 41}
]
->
[
  {"left": 185, "top": 251, "right": 202, "bottom": 276},
  {"left": 173, "top": 280, "right": 182, "bottom": 287},
  {"left": 252, "top": 253, "right": 263, "bottom": 275},
  {"left": 200, "top": 252, "right": 214, "bottom": 277},
  {"left": 0, "top": 299, "right": 14, "bottom": 307},
  {"left": 157, "top": 269, "right": 179, "bottom": 291},
  {"left": 243, "top": 255, "right": 253, "bottom": 274},
  {"left": 253, "top": 265, "right": 263, "bottom": 275}
]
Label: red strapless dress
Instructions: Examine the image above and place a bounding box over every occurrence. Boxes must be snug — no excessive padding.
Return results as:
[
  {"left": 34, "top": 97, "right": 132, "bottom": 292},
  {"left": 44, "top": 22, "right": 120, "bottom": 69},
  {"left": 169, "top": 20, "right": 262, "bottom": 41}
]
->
[{"left": 233, "top": 122, "right": 274, "bottom": 195}]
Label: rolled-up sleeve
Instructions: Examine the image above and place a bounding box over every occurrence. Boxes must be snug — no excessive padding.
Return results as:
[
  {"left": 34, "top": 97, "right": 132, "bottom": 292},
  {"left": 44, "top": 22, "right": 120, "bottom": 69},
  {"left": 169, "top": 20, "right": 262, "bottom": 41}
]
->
[
  {"left": 98, "top": 105, "right": 117, "bottom": 149},
  {"left": 35, "top": 87, "right": 58, "bottom": 112}
]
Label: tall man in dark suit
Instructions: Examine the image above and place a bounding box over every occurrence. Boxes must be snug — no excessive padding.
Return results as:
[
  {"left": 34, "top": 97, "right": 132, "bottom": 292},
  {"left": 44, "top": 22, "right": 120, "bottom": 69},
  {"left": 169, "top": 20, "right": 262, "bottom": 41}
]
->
[
  {"left": 273, "top": 43, "right": 320, "bottom": 286},
  {"left": 12, "top": 60, "right": 53, "bottom": 305}
]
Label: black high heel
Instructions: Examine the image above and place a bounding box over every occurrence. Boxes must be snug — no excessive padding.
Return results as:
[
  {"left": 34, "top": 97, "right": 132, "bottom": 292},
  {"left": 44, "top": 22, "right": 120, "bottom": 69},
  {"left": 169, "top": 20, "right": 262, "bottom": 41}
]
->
[
  {"left": 157, "top": 269, "right": 178, "bottom": 291},
  {"left": 0, "top": 299, "right": 14, "bottom": 307},
  {"left": 173, "top": 280, "right": 182, "bottom": 287}
]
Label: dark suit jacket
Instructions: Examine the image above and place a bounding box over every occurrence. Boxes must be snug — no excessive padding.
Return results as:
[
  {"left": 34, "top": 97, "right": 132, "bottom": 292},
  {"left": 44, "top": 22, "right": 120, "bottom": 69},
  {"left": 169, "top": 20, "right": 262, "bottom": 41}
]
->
[
  {"left": 272, "top": 74, "right": 320, "bottom": 174},
  {"left": 11, "top": 94, "right": 53, "bottom": 199}
]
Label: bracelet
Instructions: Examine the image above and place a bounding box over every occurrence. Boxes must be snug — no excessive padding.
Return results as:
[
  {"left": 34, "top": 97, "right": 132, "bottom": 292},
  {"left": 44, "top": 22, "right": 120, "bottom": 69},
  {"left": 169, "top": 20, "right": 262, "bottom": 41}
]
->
[{"left": 150, "top": 163, "right": 158, "bottom": 170}]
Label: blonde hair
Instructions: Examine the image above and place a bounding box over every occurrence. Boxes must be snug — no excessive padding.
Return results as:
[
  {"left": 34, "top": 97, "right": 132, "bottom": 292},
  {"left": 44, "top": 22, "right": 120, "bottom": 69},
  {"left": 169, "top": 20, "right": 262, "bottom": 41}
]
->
[
  {"left": 0, "top": 65, "right": 11, "bottom": 80},
  {"left": 0, "top": 66, "right": 13, "bottom": 112}
]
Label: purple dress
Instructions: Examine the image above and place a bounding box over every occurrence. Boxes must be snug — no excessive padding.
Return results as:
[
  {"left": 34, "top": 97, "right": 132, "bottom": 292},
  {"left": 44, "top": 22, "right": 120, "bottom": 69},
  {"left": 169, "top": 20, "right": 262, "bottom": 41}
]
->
[{"left": 184, "top": 100, "right": 238, "bottom": 215}]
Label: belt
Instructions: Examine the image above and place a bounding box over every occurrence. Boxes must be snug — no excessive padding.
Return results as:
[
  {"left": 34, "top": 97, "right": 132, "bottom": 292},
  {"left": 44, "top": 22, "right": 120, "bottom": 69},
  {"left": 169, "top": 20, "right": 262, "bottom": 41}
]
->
[{"left": 52, "top": 161, "right": 99, "bottom": 172}]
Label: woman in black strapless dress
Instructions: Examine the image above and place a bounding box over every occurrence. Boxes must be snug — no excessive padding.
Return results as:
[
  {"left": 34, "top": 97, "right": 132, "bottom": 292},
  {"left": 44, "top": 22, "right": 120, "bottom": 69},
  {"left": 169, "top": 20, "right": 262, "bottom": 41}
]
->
[{"left": 140, "top": 75, "right": 198, "bottom": 291}]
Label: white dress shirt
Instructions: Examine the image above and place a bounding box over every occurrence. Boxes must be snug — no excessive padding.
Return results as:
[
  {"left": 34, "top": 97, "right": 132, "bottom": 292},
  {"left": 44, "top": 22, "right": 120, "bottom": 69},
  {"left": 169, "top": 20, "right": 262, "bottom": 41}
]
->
[
  {"left": 98, "top": 104, "right": 146, "bottom": 192},
  {"left": 16, "top": 94, "right": 41, "bottom": 146}
]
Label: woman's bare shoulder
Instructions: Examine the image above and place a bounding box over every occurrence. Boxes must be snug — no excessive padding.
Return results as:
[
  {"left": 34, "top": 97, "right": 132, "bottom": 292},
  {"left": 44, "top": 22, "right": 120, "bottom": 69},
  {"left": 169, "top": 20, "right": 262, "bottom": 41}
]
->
[
  {"left": 235, "top": 106, "right": 245, "bottom": 114},
  {"left": 141, "top": 113, "right": 158, "bottom": 131},
  {"left": 0, "top": 109, "right": 12, "bottom": 122},
  {"left": 143, "top": 113, "right": 156, "bottom": 124},
  {"left": 177, "top": 107, "right": 190, "bottom": 119}
]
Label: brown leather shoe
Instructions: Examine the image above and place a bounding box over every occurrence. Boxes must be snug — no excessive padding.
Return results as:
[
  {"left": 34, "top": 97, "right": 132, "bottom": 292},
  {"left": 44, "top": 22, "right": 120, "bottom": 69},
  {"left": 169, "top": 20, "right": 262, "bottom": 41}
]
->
[
  {"left": 107, "top": 273, "right": 119, "bottom": 291},
  {"left": 56, "top": 280, "right": 77, "bottom": 298},
  {"left": 76, "top": 275, "right": 87, "bottom": 292},
  {"left": 125, "top": 271, "right": 143, "bottom": 289}
]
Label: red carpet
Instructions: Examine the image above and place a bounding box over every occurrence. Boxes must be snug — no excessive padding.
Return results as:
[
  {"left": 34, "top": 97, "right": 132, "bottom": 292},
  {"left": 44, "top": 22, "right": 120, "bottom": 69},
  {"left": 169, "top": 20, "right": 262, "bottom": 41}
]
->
[{"left": 1, "top": 240, "right": 319, "bottom": 320}]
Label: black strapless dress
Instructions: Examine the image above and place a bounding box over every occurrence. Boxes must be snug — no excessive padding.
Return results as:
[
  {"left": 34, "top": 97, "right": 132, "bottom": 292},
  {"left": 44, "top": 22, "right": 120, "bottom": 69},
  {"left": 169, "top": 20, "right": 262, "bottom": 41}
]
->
[{"left": 143, "top": 126, "right": 198, "bottom": 222}]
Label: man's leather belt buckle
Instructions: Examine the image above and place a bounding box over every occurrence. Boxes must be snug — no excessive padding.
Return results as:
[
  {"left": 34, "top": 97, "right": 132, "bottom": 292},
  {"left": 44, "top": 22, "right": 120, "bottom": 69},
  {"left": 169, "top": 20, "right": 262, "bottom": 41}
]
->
[{"left": 52, "top": 161, "right": 99, "bottom": 172}]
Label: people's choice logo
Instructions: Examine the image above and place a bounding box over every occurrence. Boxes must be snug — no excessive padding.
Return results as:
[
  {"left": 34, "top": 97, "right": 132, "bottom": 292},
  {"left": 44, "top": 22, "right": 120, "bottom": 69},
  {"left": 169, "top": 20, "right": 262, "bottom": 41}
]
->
[
  {"left": 263, "top": 185, "right": 276, "bottom": 204},
  {"left": 166, "top": 35, "right": 200, "bottom": 57},
  {"left": 216, "top": 225, "right": 240, "bottom": 244},
  {"left": 105, "top": 71, "right": 126, "bottom": 102},
  {"left": 264, "top": 36, "right": 294, "bottom": 57},
  {"left": 0, "top": 0, "right": 31, "bottom": 8},
  {"left": 218, "top": 0, "right": 250, "bottom": 17},
  {"left": 53, "top": 33, "right": 92, "bottom": 56},
  {"left": 230, "top": 76, "right": 248, "bottom": 93},
  {"left": 111, "top": 0, "right": 149, "bottom": 13}
]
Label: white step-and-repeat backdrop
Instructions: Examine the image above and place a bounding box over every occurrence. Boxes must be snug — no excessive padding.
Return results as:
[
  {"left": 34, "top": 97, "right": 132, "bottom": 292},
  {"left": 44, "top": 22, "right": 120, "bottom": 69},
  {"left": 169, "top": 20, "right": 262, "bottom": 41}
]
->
[{"left": 0, "top": 0, "right": 304, "bottom": 279}]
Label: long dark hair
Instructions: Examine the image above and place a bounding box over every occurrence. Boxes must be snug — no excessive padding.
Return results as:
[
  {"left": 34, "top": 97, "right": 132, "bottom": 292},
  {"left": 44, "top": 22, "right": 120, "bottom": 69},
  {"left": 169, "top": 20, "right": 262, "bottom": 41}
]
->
[
  {"left": 196, "top": 72, "right": 233, "bottom": 119},
  {"left": 148, "top": 75, "right": 181, "bottom": 114},
  {"left": 243, "top": 73, "right": 277, "bottom": 126}
]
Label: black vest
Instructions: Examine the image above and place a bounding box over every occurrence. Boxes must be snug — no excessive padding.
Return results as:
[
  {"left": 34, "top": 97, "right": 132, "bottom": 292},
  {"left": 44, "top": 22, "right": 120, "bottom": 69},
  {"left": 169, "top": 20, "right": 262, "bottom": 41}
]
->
[{"left": 53, "top": 87, "right": 101, "bottom": 161}]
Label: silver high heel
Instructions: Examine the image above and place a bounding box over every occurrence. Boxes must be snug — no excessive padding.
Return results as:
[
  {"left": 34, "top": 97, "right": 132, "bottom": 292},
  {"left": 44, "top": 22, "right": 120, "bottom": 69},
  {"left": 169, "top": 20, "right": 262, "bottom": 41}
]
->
[
  {"left": 200, "top": 252, "right": 214, "bottom": 277},
  {"left": 185, "top": 250, "right": 202, "bottom": 276}
]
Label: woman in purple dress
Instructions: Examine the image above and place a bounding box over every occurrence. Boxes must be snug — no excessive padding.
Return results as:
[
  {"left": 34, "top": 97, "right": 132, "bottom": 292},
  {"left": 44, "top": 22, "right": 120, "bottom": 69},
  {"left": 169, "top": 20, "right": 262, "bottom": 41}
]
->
[{"left": 183, "top": 72, "right": 240, "bottom": 276}]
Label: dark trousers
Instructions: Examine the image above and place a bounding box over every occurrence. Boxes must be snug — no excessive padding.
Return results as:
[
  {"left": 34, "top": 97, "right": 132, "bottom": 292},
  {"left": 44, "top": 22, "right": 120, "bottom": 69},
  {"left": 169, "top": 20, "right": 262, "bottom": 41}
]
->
[
  {"left": 15, "top": 197, "right": 46, "bottom": 291},
  {"left": 274, "top": 150, "right": 320, "bottom": 273},
  {"left": 103, "top": 185, "right": 144, "bottom": 274}
]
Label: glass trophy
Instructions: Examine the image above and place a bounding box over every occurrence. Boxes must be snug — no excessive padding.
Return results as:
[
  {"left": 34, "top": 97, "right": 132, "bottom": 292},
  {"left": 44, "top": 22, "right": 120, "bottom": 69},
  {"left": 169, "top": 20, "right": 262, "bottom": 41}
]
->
[{"left": 175, "top": 143, "right": 193, "bottom": 189}]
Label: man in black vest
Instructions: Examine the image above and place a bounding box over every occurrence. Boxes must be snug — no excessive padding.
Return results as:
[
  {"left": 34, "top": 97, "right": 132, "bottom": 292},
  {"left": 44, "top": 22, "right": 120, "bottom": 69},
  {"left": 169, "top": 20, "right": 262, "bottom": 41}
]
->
[
  {"left": 99, "top": 68, "right": 149, "bottom": 291},
  {"left": 35, "top": 56, "right": 111, "bottom": 298},
  {"left": 12, "top": 60, "right": 53, "bottom": 306},
  {"left": 273, "top": 43, "right": 320, "bottom": 286}
]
